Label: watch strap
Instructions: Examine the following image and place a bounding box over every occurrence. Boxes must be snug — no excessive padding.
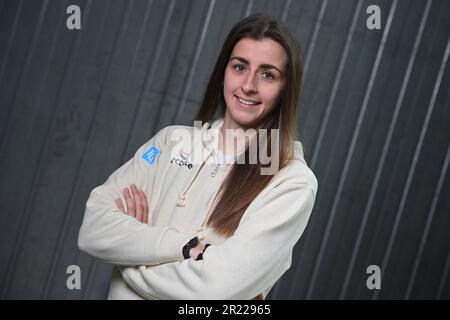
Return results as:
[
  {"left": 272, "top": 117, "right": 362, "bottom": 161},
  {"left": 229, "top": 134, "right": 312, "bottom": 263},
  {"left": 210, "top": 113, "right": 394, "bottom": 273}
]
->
[{"left": 182, "top": 236, "right": 199, "bottom": 259}]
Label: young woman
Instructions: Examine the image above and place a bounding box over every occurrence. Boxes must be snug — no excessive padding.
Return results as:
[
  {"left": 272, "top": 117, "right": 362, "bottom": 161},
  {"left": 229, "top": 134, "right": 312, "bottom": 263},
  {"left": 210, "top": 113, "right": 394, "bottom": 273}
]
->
[{"left": 78, "top": 13, "right": 318, "bottom": 300}]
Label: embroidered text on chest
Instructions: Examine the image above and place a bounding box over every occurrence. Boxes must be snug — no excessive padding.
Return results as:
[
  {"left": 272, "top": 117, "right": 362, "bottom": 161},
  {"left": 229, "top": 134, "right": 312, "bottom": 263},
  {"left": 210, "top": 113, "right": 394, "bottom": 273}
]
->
[{"left": 170, "top": 157, "right": 193, "bottom": 169}]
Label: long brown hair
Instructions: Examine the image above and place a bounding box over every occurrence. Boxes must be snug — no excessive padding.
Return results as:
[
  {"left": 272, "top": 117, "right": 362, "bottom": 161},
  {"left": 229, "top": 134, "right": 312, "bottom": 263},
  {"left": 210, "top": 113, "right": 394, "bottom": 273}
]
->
[{"left": 194, "top": 13, "right": 304, "bottom": 237}]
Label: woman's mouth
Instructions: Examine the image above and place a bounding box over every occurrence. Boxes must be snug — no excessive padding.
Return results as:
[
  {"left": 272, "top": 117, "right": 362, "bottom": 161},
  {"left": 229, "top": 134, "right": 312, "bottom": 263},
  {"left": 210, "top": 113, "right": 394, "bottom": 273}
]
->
[{"left": 234, "top": 95, "right": 262, "bottom": 109}]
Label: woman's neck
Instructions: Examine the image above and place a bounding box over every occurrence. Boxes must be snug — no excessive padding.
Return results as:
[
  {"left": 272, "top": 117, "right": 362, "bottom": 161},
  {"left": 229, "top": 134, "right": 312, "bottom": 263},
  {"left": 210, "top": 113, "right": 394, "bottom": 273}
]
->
[{"left": 219, "top": 118, "right": 257, "bottom": 156}]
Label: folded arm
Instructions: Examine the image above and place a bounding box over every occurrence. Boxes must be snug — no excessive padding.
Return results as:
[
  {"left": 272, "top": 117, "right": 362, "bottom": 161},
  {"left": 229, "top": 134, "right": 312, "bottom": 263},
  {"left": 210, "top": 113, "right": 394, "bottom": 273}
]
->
[
  {"left": 119, "top": 174, "right": 318, "bottom": 299},
  {"left": 78, "top": 126, "right": 194, "bottom": 266}
]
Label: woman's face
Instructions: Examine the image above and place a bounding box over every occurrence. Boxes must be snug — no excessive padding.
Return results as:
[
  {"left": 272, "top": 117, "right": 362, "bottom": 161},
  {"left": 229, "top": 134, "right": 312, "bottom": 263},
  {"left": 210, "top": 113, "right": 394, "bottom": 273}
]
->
[{"left": 223, "top": 37, "right": 287, "bottom": 130}]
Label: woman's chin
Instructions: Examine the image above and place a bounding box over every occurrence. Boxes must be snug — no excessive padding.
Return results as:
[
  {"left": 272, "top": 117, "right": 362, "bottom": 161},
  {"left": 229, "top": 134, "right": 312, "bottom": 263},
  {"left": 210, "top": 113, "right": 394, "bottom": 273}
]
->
[{"left": 231, "top": 111, "right": 261, "bottom": 127}]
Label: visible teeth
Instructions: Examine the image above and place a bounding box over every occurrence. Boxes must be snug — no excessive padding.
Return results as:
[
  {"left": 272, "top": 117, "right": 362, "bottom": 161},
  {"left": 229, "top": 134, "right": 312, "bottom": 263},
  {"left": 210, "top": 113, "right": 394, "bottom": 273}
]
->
[{"left": 238, "top": 97, "right": 260, "bottom": 105}]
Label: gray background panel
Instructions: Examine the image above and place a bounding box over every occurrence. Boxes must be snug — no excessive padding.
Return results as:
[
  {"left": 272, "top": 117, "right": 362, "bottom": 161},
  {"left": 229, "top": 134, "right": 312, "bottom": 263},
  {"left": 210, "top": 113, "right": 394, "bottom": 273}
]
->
[{"left": 0, "top": 0, "right": 449, "bottom": 299}]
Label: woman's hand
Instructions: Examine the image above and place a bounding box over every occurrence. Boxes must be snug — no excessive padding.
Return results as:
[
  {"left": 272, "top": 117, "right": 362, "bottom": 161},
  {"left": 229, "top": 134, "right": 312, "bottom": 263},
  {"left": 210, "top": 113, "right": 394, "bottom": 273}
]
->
[
  {"left": 115, "top": 184, "right": 149, "bottom": 224},
  {"left": 189, "top": 242, "right": 206, "bottom": 260}
]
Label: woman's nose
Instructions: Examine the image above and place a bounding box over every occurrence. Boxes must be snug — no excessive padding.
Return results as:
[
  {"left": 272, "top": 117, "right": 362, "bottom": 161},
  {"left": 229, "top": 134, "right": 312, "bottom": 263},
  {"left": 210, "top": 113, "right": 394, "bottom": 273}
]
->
[{"left": 242, "top": 73, "right": 258, "bottom": 93}]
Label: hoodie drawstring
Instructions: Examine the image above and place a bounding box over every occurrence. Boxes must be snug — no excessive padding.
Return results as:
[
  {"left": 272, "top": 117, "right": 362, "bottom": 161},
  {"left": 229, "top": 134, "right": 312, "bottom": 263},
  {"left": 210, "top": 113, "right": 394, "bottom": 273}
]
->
[
  {"left": 175, "top": 150, "right": 213, "bottom": 207},
  {"left": 175, "top": 120, "right": 219, "bottom": 207}
]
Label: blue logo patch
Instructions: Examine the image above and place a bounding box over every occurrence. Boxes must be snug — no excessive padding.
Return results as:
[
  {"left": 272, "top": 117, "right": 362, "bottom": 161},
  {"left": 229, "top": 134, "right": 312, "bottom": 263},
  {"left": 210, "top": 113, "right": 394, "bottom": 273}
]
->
[{"left": 142, "top": 146, "right": 160, "bottom": 165}]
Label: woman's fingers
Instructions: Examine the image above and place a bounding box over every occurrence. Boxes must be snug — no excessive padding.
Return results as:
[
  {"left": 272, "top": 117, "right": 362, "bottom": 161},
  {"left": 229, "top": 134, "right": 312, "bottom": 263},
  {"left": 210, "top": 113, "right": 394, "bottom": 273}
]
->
[
  {"left": 123, "top": 187, "right": 136, "bottom": 217},
  {"left": 139, "top": 188, "right": 149, "bottom": 224},
  {"left": 115, "top": 198, "right": 125, "bottom": 213},
  {"left": 120, "top": 185, "right": 149, "bottom": 224},
  {"left": 190, "top": 243, "right": 205, "bottom": 259},
  {"left": 131, "top": 184, "right": 143, "bottom": 222}
]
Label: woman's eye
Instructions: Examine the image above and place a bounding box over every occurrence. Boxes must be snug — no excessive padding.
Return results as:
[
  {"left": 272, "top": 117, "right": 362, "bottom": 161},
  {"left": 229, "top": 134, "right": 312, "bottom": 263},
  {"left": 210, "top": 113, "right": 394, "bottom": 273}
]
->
[
  {"left": 262, "top": 72, "right": 275, "bottom": 80},
  {"left": 233, "top": 64, "right": 246, "bottom": 72}
]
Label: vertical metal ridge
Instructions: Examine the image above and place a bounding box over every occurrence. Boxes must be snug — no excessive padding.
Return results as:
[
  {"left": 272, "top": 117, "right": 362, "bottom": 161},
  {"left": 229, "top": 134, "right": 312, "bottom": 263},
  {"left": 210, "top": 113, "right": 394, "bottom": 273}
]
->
[
  {"left": 0, "top": 0, "right": 51, "bottom": 299},
  {"left": 305, "top": 0, "right": 398, "bottom": 300},
  {"left": 295, "top": 0, "right": 329, "bottom": 138},
  {"left": 27, "top": 0, "right": 76, "bottom": 294},
  {"left": 0, "top": 0, "right": 23, "bottom": 95},
  {"left": 0, "top": 0, "right": 25, "bottom": 166},
  {"left": 310, "top": 0, "right": 362, "bottom": 169},
  {"left": 122, "top": 0, "right": 177, "bottom": 155},
  {"left": 71, "top": 1, "right": 137, "bottom": 300},
  {"left": 0, "top": 0, "right": 41, "bottom": 153},
  {"left": 434, "top": 36, "right": 450, "bottom": 301},
  {"left": 148, "top": 3, "right": 191, "bottom": 143},
  {"left": 340, "top": 0, "right": 431, "bottom": 299},
  {"left": 280, "top": 0, "right": 292, "bottom": 22},
  {"left": 403, "top": 3, "right": 448, "bottom": 301},
  {"left": 173, "top": 0, "right": 216, "bottom": 123},
  {"left": 70, "top": 1, "right": 115, "bottom": 300},
  {"left": 287, "top": 0, "right": 362, "bottom": 300},
  {"left": 116, "top": 0, "right": 155, "bottom": 160},
  {"left": 244, "top": 0, "right": 254, "bottom": 17},
  {"left": 125, "top": 0, "right": 154, "bottom": 92},
  {"left": 373, "top": 28, "right": 449, "bottom": 300},
  {"left": 302, "top": 0, "right": 328, "bottom": 81},
  {"left": 44, "top": 0, "right": 133, "bottom": 300},
  {"left": 406, "top": 142, "right": 450, "bottom": 299},
  {"left": 290, "top": 0, "right": 362, "bottom": 299},
  {"left": 436, "top": 231, "right": 450, "bottom": 299}
]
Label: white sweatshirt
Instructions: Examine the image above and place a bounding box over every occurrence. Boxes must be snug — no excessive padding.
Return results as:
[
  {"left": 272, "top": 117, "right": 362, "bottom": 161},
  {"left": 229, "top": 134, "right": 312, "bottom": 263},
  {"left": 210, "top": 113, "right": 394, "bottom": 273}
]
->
[{"left": 78, "top": 118, "right": 318, "bottom": 300}]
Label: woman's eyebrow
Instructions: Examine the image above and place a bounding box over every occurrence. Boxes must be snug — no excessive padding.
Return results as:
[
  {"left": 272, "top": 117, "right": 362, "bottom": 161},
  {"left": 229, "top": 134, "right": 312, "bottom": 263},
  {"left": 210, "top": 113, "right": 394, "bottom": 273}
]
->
[{"left": 230, "top": 56, "right": 283, "bottom": 74}]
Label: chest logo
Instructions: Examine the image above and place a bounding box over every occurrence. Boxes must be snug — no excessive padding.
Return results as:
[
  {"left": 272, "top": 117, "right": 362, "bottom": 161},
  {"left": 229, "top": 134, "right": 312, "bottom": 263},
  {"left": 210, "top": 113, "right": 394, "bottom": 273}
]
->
[{"left": 142, "top": 146, "right": 160, "bottom": 165}]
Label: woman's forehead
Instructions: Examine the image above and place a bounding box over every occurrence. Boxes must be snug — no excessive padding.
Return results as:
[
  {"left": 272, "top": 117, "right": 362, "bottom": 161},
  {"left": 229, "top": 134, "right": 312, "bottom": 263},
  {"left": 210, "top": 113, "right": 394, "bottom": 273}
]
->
[{"left": 230, "top": 38, "right": 287, "bottom": 70}]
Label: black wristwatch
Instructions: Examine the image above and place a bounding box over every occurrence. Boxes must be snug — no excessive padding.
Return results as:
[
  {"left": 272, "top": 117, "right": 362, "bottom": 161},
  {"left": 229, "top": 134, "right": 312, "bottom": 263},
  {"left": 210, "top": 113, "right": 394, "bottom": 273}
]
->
[{"left": 182, "top": 236, "right": 199, "bottom": 259}]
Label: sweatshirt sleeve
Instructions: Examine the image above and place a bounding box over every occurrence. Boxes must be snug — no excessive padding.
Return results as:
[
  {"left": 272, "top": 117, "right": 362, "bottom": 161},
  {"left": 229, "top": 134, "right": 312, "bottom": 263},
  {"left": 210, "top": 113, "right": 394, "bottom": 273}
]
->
[
  {"left": 118, "top": 172, "right": 318, "bottom": 299},
  {"left": 77, "top": 126, "right": 194, "bottom": 266}
]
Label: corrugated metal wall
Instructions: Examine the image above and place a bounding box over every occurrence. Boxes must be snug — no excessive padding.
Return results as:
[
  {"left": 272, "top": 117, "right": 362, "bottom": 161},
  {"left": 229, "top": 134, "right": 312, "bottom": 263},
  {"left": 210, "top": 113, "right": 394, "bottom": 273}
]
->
[{"left": 0, "top": 0, "right": 449, "bottom": 299}]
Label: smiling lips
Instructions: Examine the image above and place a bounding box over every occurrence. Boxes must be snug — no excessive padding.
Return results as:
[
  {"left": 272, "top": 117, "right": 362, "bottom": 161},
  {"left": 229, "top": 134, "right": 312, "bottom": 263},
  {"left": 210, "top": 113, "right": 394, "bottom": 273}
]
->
[{"left": 234, "top": 95, "right": 261, "bottom": 107}]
